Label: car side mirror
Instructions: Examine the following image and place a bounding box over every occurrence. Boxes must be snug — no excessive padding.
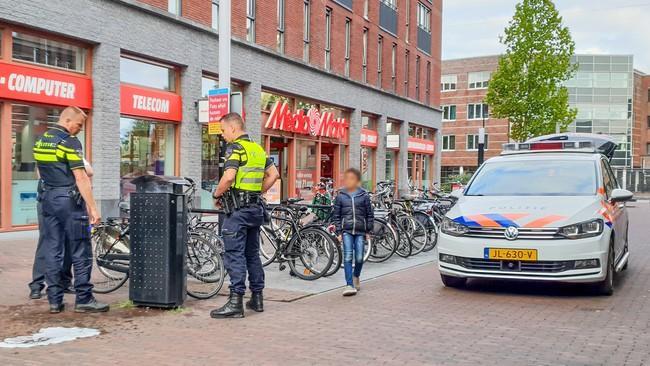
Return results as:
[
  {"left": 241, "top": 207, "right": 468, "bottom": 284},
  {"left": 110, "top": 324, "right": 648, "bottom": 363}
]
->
[{"left": 610, "top": 188, "right": 633, "bottom": 203}]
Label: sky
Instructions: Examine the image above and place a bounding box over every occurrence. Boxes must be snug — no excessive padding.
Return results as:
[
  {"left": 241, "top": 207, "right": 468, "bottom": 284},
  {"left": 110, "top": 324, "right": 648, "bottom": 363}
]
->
[{"left": 442, "top": 0, "right": 650, "bottom": 72}]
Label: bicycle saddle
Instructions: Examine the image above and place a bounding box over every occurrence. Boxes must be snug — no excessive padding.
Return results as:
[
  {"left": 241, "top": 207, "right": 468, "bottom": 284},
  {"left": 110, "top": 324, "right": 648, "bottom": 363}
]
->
[{"left": 285, "top": 197, "right": 304, "bottom": 204}]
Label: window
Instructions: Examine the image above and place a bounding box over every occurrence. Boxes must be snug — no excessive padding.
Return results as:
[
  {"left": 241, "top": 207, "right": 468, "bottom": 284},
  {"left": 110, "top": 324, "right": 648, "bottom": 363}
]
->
[
  {"left": 211, "top": 0, "right": 219, "bottom": 30},
  {"left": 277, "top": 0, "right": 285, "bottom": 53},
  {"left": 416, "top": 2, "right": 431, "bottom": 32},
  {"left": 246, "top": 0, "right": 256, "bottom": 42},
  {"left": 363, "top": 0, "right": 369, "bottom": 18},
  {"left": 344, "top": 18, "right": 351, "bottom": 77},
  {"left": 120, "top": 57, "right": 175, "bottom": 91},
  {"left": 120, "top": 118, "right": 176, "bottom": 201},
  {"left": 377, "top": 35, "right": 383, "bottom": 88},
  {"left": 442, "top": 135, "right": 456, "bottom": 151},
  {"left": 465, "top": 160, "right": 597, "bottom": 197},
  {"left": 425, "top": 61, "right": 431, "bottom": 104},
  {"left": 468, "top": 71, "right": 490, "bottom": 89},
  {"left": 648, "top": 89, "right": 650, "bottom": 102},
  {"left": 647, "top": 143, "right": 650, "bottom": 155},
  {"left": 404, "top": 50, "right": 410, "bottom": 96},
  {"left": 467, "top": 103, "right": 489, "bottom": 120},
  {"left": 303, "top": 0, "right": 310, "bottom": 62},
  {"left": 415, "top": 55, "right": 421, "bottom": 100},
  {"left": 12, "top": 32, "right": 86, "bottom": 72},
  {"left": 441, "top": 74, "right": 457, "bottom": 91},
  {"left": 647, "top": 116, "right": 650, "bottom": 129},
  {"left": 325, "top": 7, "right": 332, "bottom": 70},
  {"left": 391, "top": 43, "right": 397, "bottom": 92},
  {"left": 362, "top": 28, "right": 368, "bottom": 83},
  {"left": 168, "top": 0, "right": 181, "bottom": 15},
  {"left": 442, "top": 105, "right": 456, "bottom": 121},
  {"left": 466, "top": 134, "right": 488, "bottom": 150},
  {"left": 381, "top": 0, "right": 397, "bottom": 7},
  {"left": 405, "top": 0, "right": 410, "bottom": 43}
]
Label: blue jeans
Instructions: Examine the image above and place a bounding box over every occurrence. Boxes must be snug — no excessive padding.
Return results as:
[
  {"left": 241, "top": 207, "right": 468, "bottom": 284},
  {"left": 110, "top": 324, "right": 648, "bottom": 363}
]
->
[{"left": 342, "top": 233, "right": 365, "bottom": 286}]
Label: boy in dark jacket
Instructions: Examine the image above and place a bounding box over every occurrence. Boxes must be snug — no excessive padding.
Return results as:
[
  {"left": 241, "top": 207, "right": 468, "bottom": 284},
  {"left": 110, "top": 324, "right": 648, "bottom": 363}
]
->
[{"left": 331, "top": 168, "right": 374, "bottom": 296}]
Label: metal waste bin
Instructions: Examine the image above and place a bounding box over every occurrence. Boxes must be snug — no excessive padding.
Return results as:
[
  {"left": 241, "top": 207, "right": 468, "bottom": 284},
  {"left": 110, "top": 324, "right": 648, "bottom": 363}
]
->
[{"left": 129, "top": 175, "right": 187, "bottom": 307}]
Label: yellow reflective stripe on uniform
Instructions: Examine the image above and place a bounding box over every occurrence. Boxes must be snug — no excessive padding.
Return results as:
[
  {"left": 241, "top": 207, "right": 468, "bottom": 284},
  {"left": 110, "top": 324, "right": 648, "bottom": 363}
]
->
[
  {"left": 239, "top": 177, "right": 264, "bottom": 184},
  {"left": 66, "top": 153, "right": 82, "bottom": 161},
  {"left": 56, "top": 149, "right": 66, "bottom": 159},
  {"left": 239, "top": 166, "right": 265, "bottom": 173},
  {"left": 33, "top": 147, "right": 57, "bottom": 154},
  {"left": 34, "top": 153, "right": 59, "bottom": 162},
  {"left": 57, "top": 145, "right": 77, "bottom": 153}
]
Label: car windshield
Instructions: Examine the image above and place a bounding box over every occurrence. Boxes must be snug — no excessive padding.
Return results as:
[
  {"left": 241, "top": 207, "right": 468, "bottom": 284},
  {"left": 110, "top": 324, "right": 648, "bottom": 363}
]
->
[{"left": 465, "top": 159, "right": 597, "bottom": 196}]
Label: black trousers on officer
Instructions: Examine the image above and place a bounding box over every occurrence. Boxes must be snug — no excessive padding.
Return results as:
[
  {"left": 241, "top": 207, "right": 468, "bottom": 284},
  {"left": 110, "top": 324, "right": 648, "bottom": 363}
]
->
[
  {"left": 29, "top": 200, "right": 73, "bottom": 292},
  {"left": 221, "top": 205, "right": 265, "bottom": 295},
  {"left": 40, "top": 188, "right": 94, "bottom": 305}
]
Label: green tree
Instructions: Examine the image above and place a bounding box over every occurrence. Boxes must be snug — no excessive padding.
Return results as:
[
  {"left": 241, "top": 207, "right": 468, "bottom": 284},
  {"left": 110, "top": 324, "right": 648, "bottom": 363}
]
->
[{"left": 485, "top": 0, "right": 577, "bottom": 142}]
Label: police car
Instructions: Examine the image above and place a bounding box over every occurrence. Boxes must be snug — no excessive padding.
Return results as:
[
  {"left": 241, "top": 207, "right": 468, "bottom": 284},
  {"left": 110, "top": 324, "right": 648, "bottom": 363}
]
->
[{"left": 437, "top": 134, "right": 633, "bottom": 295}]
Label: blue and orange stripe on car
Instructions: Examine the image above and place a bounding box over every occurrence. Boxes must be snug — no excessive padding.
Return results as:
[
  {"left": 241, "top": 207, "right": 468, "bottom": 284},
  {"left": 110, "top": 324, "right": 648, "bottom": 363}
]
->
[{"left": 453, "top": 213, "right": 566, "bottom": 228}]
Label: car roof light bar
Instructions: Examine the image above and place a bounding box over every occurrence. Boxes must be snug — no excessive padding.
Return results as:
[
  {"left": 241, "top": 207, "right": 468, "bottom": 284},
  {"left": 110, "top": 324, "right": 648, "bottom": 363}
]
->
[{"left": 502, "top": 141, "right": 595, "bottom": 154}]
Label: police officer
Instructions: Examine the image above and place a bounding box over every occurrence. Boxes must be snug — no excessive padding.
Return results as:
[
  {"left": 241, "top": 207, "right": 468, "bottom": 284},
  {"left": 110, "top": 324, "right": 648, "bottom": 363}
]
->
[
  {"left": 29, "top": 161, "right": 94, "bottom": 299},
  {"left": 210, "top": 113, "right": 280, "bottom": 319},
  {"left": 33, "top": 106, "right": 109, "bottom": 314}
]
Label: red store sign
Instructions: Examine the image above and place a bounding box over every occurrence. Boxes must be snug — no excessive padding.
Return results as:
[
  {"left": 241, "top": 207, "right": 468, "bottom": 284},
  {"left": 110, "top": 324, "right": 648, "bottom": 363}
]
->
[
  {"left": 120, "top": 84, "right": 182, "bottom": 122},
  {"left": 360, "top": 129, "right": 379, "bottom": 148},
  {"left": 0, "top": 62, "right": 92, "bottom": 109},
  {"left": 408, "top": 137, "right": 435, "bottom": 154},
  {"left": 265, "top": 101, "right": 348, "bottom": 140}
]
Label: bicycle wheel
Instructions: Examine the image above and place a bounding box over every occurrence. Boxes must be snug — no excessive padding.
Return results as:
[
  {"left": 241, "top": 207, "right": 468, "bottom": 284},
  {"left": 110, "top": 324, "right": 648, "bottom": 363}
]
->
[
  {"left": 260, "top": 226, "right": 280, "bottom": 267},
  {"left": 394, "top": 215, "right": 413, "bottom": 258},
  {"left": 414, "top": 211, "right": 438, "bottom": 252},
  {"left": 323, "top": 235, "right": 342, "bottom": 277},
  {"left": 408, "top": 216, "right": 428, "bottom": 256},
  {"left": 91, "top": 225, "right": 129, "bottom": 294},
  {"left": 367, "top": 218, "right": 398, "bottom": 263},
  {"left": 186, "top": 234, "right": 225, "bottom": 299},
  {"left": 287, "top": 227, "right": 335, "bottom": 280}
]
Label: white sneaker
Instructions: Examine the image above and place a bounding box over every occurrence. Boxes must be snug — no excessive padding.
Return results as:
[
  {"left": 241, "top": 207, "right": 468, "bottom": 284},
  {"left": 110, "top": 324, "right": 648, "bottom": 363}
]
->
[
  {"left": 353, "top": 277, "right": 361, "bottom": 291},
  {"left": 342, "top": 286, "right": 357, "bottom": 296}
]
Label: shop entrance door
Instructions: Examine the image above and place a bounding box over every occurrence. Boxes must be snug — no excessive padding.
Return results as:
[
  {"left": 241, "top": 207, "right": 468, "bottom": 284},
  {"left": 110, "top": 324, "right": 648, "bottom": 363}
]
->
[
  {"left": 321, "top": 143, "right": 337, "bottom": 182},
  {"left": 270, "top": 136, "right": 289, "bottom": 200}
]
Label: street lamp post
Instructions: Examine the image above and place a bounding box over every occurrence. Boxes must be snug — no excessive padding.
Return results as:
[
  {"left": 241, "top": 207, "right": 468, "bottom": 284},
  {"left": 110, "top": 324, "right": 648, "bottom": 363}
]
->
[{"left": 477, "top": 108, "right": 486, "bottom": 166}]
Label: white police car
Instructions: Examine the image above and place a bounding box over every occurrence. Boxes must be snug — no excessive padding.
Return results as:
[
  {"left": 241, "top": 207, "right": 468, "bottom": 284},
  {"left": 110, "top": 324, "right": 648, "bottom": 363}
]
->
[{"left": 438, "top": 134, "right": 633, "bottom": 295}]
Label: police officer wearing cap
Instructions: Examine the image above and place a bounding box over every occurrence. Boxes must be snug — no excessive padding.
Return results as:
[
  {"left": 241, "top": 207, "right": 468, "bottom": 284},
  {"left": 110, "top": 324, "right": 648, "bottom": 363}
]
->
[
  {"left": 33, "top": 106, "right": 109, "bottom": 314},
  {"left": 210, "top": 113, "right": 280, "bottom": 319}
]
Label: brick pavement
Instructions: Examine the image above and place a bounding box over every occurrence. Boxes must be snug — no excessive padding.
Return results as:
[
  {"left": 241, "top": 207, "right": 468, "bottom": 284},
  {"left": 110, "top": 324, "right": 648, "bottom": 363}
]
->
[{"left": 2, "top": 204, "right": 650, "bottom": 365}]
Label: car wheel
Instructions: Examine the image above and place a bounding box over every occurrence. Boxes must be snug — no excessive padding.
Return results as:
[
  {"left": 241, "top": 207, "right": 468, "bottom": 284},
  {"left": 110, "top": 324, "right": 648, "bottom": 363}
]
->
[
  {"left": 440, "top": 274, "right": 467, "bottom": 288},
  {"left": 594, "top": 241, "right": 614, "bottom": 296}
]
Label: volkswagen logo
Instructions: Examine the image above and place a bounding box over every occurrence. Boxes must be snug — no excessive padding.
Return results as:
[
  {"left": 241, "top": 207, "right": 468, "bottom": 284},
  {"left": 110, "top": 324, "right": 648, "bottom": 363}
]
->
[{"left": 504, "top": 226, "right": 519, "bottom": 241}]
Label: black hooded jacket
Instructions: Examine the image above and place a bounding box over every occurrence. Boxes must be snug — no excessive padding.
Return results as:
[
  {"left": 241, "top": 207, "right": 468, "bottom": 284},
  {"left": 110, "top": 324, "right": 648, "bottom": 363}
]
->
[{"left": 331, "top": 188, "right": 374, "bottom": 235}]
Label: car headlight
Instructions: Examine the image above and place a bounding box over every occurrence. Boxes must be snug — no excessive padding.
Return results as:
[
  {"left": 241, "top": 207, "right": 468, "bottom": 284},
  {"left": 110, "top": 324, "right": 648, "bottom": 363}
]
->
[
  {"left": 558, "top": 219, "right": 603, "bottom": 239},
  {"left": 441, "top": 217, "right": 470, "bottom": 236}
]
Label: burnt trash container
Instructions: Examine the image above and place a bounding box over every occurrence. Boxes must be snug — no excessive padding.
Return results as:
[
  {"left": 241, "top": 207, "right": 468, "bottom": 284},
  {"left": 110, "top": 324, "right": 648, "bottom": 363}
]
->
[{"left": 129, "top": 175, "right": 188, "bottom": 308}]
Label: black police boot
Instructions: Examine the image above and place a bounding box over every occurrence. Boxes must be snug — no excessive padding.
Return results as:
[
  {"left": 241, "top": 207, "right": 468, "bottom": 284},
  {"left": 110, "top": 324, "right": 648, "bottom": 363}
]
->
[
  {"left": 49, "top": 303, "right": 65, "bottom": 314},
  {"left": 246, "top": 292, "right": 264, "bottom": 312},
  {"left": 29, "top": 288, "right": 42, "bottom": 300},
  {"left": 75, "top": 299, "right": 110, "bottom": 313},
  {"left": 210, "top": 291, "right": 244, "bottom": 319}
]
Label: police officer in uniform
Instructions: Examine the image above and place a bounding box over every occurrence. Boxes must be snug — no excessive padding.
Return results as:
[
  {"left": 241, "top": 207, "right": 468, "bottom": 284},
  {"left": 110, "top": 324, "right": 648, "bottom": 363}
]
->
[
  {"left": 33, "top": 106, "right": 109, "bottom": 314},
  {"left": 210, "top": 113, "right": 280, "bottom": 319},
  {"left": 29, "top": 161, "right": 94, "bottom": 299}
]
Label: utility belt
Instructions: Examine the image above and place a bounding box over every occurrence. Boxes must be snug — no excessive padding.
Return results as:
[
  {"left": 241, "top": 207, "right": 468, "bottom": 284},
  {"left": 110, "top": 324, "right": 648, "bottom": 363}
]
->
[
  {"left": 221, "top": 189, "right": 263, "bottom": 215},
  {"left": 38, "top": 180, "right": 83, "bottom": 206}
]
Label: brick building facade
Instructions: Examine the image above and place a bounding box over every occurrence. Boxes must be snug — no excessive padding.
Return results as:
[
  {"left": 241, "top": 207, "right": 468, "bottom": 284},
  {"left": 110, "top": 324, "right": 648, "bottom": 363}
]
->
[
  {"left": 0, "top": 0, "right": 442, "bottom": 231},
  {"left": 633, "top": 71, "right": 650, "bottom": 168},
  {"left": 439, "top": 55, "right": 508, "bottom": 181}
]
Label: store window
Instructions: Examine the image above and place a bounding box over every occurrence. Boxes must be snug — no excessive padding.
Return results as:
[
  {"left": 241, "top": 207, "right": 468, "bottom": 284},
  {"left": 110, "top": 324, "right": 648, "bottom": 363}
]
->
[
  {"left": 295, "top": 139, "right": 317, "bottom": 201},
  {"left": 119, "top": 118, "right": 176, "bottom": 201},
  {"left": 10, "top": 104, "right": 87, "bottom": 225},
  {"left": 12, "top": 32, "right": 85, "bottom": 73},
  {"left": 120, "top": 57, "right": 175, "bottom": 91}
]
